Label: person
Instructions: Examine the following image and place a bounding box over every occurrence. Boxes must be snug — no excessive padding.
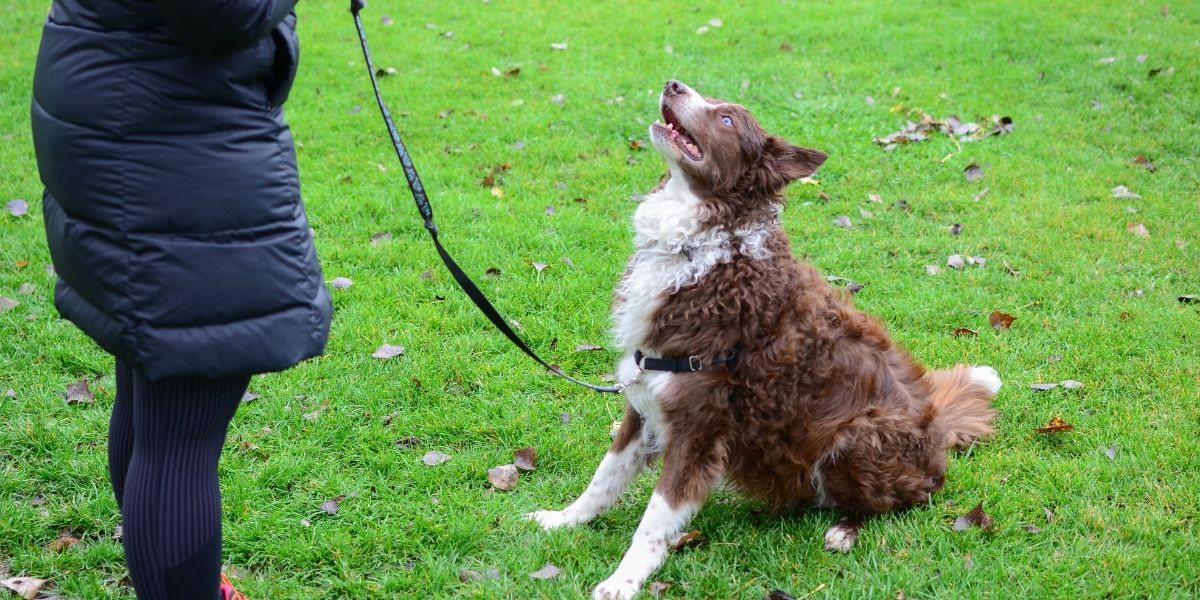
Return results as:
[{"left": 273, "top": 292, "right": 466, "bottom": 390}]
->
[{"left": 31, "top": 1, "right": 331, "bottom": 598}]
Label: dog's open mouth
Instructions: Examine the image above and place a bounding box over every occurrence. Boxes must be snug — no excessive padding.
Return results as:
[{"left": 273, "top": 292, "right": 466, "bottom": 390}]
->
[{"left": 656, "top": 105, "right": 703, "bottom": 161}]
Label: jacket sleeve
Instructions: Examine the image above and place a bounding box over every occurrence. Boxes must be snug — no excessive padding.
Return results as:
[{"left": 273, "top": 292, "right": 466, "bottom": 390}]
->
[{"left": 154, "top": 0, "right": 299, "bottom": 55}]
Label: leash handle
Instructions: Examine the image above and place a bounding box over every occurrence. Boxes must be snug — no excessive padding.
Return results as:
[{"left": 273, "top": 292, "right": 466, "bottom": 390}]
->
[{"left": 350, "top": 3, "right": 622, "bottom": 394}]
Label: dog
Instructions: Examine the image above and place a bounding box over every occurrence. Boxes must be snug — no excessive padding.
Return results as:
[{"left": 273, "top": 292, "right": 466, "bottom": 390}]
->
[{"left": 525, "top": 79, "right": 1000, "bottom": 599}]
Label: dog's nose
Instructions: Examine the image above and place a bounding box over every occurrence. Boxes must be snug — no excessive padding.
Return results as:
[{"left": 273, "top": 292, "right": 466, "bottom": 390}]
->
[{"left": 664, "top": 79, "right": 687, "bottom": 97}]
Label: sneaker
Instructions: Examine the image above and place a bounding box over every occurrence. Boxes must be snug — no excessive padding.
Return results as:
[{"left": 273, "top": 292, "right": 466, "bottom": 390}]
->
[{"left": 219, "top": 573, "right": 248, "bottom": 600}]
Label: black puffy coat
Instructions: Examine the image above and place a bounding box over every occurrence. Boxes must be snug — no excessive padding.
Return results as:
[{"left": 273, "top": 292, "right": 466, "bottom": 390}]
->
[{"left": 32, "top": 0, "right": 332, "bottom": 380}]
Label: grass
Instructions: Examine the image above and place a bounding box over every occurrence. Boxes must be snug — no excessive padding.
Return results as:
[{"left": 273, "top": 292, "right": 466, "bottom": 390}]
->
[{"left": 2, "top": 0, "right": 1199, "bottom": 598}]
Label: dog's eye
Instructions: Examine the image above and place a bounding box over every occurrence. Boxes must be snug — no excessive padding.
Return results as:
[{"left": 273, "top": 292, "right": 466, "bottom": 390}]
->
[{"left": 721, "top": 116, "right": 734, "bottom": 127}]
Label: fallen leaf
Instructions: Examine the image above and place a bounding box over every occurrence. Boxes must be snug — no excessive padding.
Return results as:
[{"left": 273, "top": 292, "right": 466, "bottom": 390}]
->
[
  {"left": 330, "top": 277, "right": 353, "bottom": 290},
  {"left": 669, "top": 529, "right": 705, "bottom": 551},
  {"left": 302, "top": 399, "right": 331, "bottom": 421},
  {"left": 485, "top": 267, "right": 501, "bottom": 277},
  {"left": 0, "top": 297, "right": 19, "bottom": 311},
  {"left": 529, "top": 262, "right": 548, "bottom": 274},
  {"left": 648, "top": 581, "right": 673, "bottom": 596},
  {"left": 964, "top": 163, "right": 984, "bottom": 183},
  {"left": 1112, "top": 185, "right": 1142, "bottom": 200},
  {"left": 868, "top": 193, "right": 883, "bottom": 203},
  {"left": 373, "top": 344, "right": 405, "bottom": 360},
  {"left": 241, "top": 391, "right": 259, "bottom": 403},
  {"left": 780, "top": 42, "right": 794, "bottom": 52},
  {"left": 574, "top": 343, "right": 603, "bottom": 352},
  {"left": 487, "top": 464, "right": 518, "bottom": 491},
  {"left": 6, "top": 199, "right": 28, "bottom": 217},
  {"left": 419, "top": 270, "right": 433, "bottom": 280},
  {"left": 459, "top": 569, "right": 482, "bottom": 583},
  {"left": 1021, "top": 523, "right": 1042, "bottom": 533},
  {"left": 846, "top": 282, "right": 864, "bottom": 295},
  {"left": 949, "top": 223, "right": 962, "bottom": 236},
  {"left": 859, "top": 207, "right": 874, "bottom": 219},
  {"left": 491, "top": 186, "right": 505, "bottom": 198},
  {"left": 953, "top": 327, "right": 978, "bottom": 337},
  {"left": 1061, "top": 380, "right": 1084, "bottom": 389},
  {"left": 988, "top": 311, "right": 1015, "bottom": 331},
  {"left": 1131, "top": 155, "right": 1156, "bottom": 172},
  {"left": 1044, "top": 507, "right": 1056, "bottom": 523},
  {"left": 375, "top": 67, "right": 398, "bottom": 77},
  {"left": 832, "top": 215, "right": 853, "bottom": 228},
  {"left": 422, "top": 451, "right": 451, "bottom": 466},
  {"left": 381, "top": 14, "right": 394, "bottom": 25},
  {"left": 550, "top": 94, "right": 565, "bottom": 105},
  {"left": 1, "top": 576, "right": 48, "bottom": 600},
  {"left": 550, "top": 42, "right": 568, "bottom": 50},
  {"left": 560, "top": 412, "right": 572, "bottom": 424},
  {"left": 947, "top": 254, "right": 965, "bottom": 269},
  {"left": 973, "top": 187, "right": 991, "bottom": 201},
  {"left": 696, "top": 25, "right": 709, "bottom": 34},
  {"left": 1030, "top": 383, "right": 1059, "bottom": 391},
  {"left": 765, "top": 591, "right": 797, "bottom": 600},
  {"left": 1098, "top": 56, "right": 1118, "bottom": 65},
  {"left": 952, "top": 503, "right": 994, "bottom": 532},
  {"left": 544, "top": 205, "right": 556, "bottom": 216},
  {"left": 1127, "top": 223, "right": 1149, "bottom": 238},
  {"left": 300, "top": 518, "right": 311, "bottom": 527},
  {"left": 321, "top": 496, "right": 345, "bottom": 515},
  {"left": 528, "top": 563, "right": 560, "bottom": 580},
  {"left": 394, "top": 436, "right": 420, "bottom": 449},
  {"left": 64, "top": 378, "right": 94, "bottom": 404},
  {"left": 368, "top": 232, "right": 393, "bottom": 246},
  {"left": 1003, "top": 260, "right": 1020, "bottom": 277},
  {"left": 1179, "top": 295, "right": 1199, "bottom": 304},
  {"left": 48, "top": 528, "right": 80, "bottom": 552},
  {"left": 1106, "top": 445, "right": 1117, "bottom": 460},
  {"left": 864, "top": 95, "right": 875, "bottom": 106},
  {"left": 1035, "top": 416, "right": 1074, "bottom": 433},
  {"left": 925, "top": 265, "right": 941, "bottom": 275},
  {"left": 708, "top": 18, "right": 723, "bottom": 27},
  {"left": 514, "top": 447, "right": 537, "bottom": 471}
]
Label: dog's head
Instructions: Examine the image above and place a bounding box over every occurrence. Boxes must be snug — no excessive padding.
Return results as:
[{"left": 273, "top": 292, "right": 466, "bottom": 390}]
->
[{"left": 649, "top": 79, "right": 827, "bottom": 201}]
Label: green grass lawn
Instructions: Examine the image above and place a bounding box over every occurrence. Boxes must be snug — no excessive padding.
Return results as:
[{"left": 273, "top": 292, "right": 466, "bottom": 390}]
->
[{"left": 3, "top": 1, "right": 1199, "bottom": 598}]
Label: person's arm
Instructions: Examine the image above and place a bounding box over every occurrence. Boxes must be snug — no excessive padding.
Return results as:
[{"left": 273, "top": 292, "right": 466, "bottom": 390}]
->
[{"left": 154, "top": 0, "right": 299, "bottom": 56}]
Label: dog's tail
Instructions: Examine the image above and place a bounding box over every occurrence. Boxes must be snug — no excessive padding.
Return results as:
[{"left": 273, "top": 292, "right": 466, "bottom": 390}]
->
[{"left": 926, "top": 364, "right": 1000, "bottom": 449}]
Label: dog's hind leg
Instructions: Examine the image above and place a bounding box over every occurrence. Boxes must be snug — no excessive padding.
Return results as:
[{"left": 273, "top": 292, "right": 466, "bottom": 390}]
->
[
  {"left": 525, "top": 406, "right": 650, "bottom": 530},
  {"left": 593, "top": 399, "right": 727, "bottom": 599}
]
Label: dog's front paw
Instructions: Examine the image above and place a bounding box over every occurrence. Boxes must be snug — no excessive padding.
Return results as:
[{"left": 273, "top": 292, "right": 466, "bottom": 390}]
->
[
  {"left": 523, "top": 509, "right": 576, "bottom": 530},
  {"left": 593, "top": 577, "right": 640, "bottom": 600}
]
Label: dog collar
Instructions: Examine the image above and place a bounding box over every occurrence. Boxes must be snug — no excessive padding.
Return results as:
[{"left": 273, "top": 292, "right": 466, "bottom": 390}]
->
[{"left": 634, "top": 348, "right": 739, "bottom": 373}]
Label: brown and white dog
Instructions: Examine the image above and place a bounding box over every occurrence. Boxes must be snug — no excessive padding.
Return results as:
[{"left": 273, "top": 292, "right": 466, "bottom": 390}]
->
[{"left": 526, "top": 80, "right": 1000, "bottom": 599}]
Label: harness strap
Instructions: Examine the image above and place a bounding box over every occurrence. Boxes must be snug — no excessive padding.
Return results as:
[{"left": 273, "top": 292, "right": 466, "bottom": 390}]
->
[
  {"left": 350, "top": 1, "right": 622, "bottom": 394},
  {"left": 634, "top": 348, "right": 740, "bottom": 373}
]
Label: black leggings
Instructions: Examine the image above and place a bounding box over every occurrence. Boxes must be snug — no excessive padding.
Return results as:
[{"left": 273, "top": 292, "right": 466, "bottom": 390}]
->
[{"left": 110, "top": 359, "right": 249, "bottom": 600}]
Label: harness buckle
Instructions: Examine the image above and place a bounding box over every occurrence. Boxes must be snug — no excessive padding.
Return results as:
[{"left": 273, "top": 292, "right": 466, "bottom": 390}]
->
[{"left": 688, "top": 356, "right": 703, "bottom": 371}]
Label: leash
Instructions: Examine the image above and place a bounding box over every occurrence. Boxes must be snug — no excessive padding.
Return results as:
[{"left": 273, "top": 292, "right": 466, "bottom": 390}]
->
[{"left": 349, "top": 0, "right": 623, "bottom": 394}]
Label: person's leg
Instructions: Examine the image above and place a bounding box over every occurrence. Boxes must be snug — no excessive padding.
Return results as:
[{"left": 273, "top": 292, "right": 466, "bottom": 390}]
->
[
  {"left": 109, "top": 358, "right": 134, "bottom": 509},
  {"left": 121, "top": 370, "right": 249, "bottom": 600}
]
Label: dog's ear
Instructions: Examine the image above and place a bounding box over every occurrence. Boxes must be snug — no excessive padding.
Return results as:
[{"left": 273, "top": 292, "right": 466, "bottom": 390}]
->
[{"left": 764, "top": 136, "right": 827, "bottom": 183}]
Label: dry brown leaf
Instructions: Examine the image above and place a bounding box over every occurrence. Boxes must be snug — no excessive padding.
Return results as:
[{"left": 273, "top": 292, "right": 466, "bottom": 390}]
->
[
  {"left": 669, "top": 529, "right": 705, "bottom": 551},
  {"left": 487, "top": 464, "right": 518, "bottom": 491},
  {"left": 1, "top": 577, "right": 49, "bottom": 600},
  {"left": 1035, "top": 416, "right": 1074, "bottom": 434},
  {"left": 513, "top": 447, "right": 537, "bottom": 471},
  {"left": 953, "top": 327, "right": 978, "bottom": 337},
  {"left": 952, "top": 503, "right": 994, "bottom": 532},
  {"left": 422, "top": 451, "right": 451, "bottom": 466},
  {"left": 1127, "top": 223, "right": 1150, "bottom": 238},
  {"left": 988, "top": 311, "right": 1016, "bottom": 331},
  {"left": 64, "top": 378, "right": 94, "bottom": 405},
  {"left": 47, "top": 528, "right": 80, "bottom": 552}
]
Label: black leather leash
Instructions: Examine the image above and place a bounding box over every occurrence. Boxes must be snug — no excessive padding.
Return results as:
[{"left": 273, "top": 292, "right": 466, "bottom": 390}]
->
[{"left": 349, "top": 0, "right": 623, "bottom": 394}]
